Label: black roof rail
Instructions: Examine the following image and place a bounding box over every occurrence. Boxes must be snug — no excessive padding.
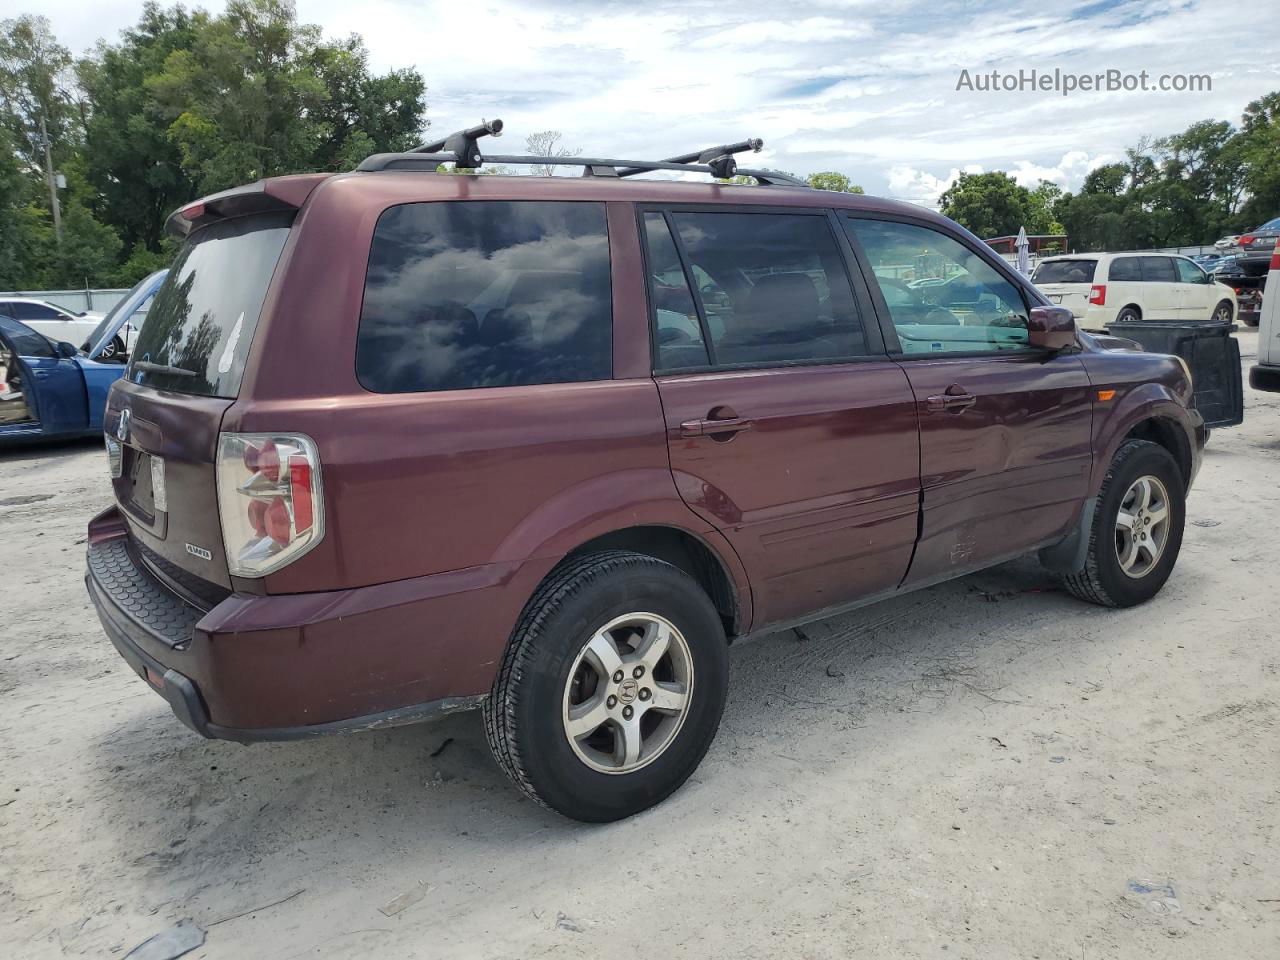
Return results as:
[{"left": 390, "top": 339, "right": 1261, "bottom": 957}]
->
[{"left": 358, "top": 120, "right": 807, "bottom": 186}]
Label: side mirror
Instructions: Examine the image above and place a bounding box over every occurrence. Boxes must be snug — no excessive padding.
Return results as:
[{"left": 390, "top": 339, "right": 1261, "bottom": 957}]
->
[
  {"left": 1027, "top": 306, "right": 1076, "bottom": 351},
  {"left": 54, "top": 341, "right": 78, "bottom": 359}
]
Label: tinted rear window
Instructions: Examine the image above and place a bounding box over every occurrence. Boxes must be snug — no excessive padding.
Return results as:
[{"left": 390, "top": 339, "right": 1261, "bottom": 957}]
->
[
  {"left": 356, "top": 201, "right": 612, "bottom": 393},
  {"left": 128, "top": 213, "right": 292, "bottom": 397},
  {"left": 1140, "top": 256, "right": 1176, "bottom": 282},
  {"left": 1109, "top": 257, "right": 1142, "bottom": 281},
  {"left": 1032, "top": 259, "right": 1096, "bottom": 284}
]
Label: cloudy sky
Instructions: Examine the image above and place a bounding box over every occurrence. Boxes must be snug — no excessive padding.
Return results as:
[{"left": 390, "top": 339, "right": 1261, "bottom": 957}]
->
[{"left": 30, "top": 0, "right": 1280, "bottom": 205}]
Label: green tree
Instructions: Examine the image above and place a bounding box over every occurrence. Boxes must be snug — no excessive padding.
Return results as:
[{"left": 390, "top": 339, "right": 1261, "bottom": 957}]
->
[
  {"left": 146, "top": 0, "right": 426, "bottom": 193},
  {"left": 939, "top": 171, "right": 1031, "bottom": 238},
  {"left": 78, "top": 3, "right": 198, "bottom": 256},
  {"left": 0, "top": 15, "right": 76, "bottom": 178},
  {"left": 1025, "top": 180, "right": 1065, "bottom": 235},
  {"left": 806, "top": 171, "right": 864, "bottom": 193}
]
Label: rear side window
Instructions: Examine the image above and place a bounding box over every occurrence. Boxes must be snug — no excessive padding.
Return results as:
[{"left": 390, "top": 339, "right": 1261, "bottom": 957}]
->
[
  {"left": 660, "top": 211, "right": 868, "bottom": 367},
  {"left": 1032, "top": 259, "right": 1096, "bottom": 284},
  {"left": 643, "top": 213, "right": 707, "bottom": 370},
  {"left": 129, "top": 213, "right": 292, "bottom": 397},
  {"left": 1108, "top": 257, "right": 1141, "bottom": 281},
  {"left": 357, "top": 201, "right": 612, "bottom": 393},
  {"left": 1140, "top": 256, "right": 1176, "bottom": 282}
]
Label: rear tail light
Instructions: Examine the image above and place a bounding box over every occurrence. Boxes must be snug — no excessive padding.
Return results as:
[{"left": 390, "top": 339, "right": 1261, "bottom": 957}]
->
[
  {"left": 216, "top": 433, "right": 323, "bottom": 577},
  {"left": 1240, "top": 235, "right": 1254, "bottom": 245},
  {"left": 1271, "top": 250, "right": 1280, "bottom": 271},
  {"left": 1088, "top": 284, "right": 1107, "bottom": 306}
]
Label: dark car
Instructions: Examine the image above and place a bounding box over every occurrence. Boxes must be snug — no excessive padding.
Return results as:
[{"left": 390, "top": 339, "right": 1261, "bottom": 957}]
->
[
  {"left": 1232, "top": 216, "right": 1280, "bottom": 276},
  {"left": 84, "top": 127, "right": 1205, "bottom": 822}
]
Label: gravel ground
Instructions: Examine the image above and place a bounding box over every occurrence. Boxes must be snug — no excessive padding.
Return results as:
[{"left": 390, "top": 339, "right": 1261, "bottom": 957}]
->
[{"left": 2, "top": 331, "right": 1277, "bottom": 959}]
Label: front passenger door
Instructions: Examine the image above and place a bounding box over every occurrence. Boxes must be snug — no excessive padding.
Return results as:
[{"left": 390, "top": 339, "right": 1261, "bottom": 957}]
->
[{"left": 845, "top": 216, "right": 1093, "bottom": 587}]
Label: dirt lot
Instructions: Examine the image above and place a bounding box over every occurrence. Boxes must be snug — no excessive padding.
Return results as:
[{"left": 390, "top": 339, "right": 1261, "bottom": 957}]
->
[{"left": 2, "top": 332, "right": 1277, "bottom": 960}]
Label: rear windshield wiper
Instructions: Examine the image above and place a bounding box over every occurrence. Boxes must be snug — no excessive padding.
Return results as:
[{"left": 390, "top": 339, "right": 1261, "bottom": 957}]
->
[{"left": 131, "top": 359, "right": 198, "bottom": 378}]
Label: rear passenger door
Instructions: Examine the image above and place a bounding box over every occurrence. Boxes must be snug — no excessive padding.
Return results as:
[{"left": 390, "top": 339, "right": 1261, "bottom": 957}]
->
[
  {"left": 643, "top": 207, "right": 921, "bottom": 628},
  {"left": 843, "top": 215, "right": 1093, "bottom": 587}
]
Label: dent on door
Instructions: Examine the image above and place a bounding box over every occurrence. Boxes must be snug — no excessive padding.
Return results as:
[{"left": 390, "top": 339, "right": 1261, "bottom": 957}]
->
[{"left": 899, "top": 354, "right": 1093, "bottom": 586}]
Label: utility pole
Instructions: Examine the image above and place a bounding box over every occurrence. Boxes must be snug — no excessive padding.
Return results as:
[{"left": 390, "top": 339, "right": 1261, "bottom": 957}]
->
[{"left": 40, "top": 112, "right": 62, "bottom": 243}]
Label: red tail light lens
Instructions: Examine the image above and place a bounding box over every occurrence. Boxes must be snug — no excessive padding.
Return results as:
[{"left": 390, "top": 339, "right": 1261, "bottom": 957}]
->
[
  {"left": 216, "top": 433, "right": 323, "bottom": 577},
  {"left": 1271, "top": 250, "right": 1280, "bottom": 271},
  {"left": 1240, "top": 235, "right": 1254, "bottom": 245},
  {"left": 1089, "top": 284, "right": 1107, "bottom": 306}
]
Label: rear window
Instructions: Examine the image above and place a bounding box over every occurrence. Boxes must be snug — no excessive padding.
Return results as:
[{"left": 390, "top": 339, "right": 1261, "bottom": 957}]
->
[
  {"left": 128, "top": 213, "right": 292, "bottom": 397},
  {"left": 356, "top": 201, "right": 612, "bottom": 393},
  {"left": 1032, "top": 259, "right": 1096, "bottom": 284}
]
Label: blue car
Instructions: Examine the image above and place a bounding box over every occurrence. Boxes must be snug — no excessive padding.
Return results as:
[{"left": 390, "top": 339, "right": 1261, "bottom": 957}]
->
[{"left": 0, "top": 270, "right": 167, "bottom": 444}]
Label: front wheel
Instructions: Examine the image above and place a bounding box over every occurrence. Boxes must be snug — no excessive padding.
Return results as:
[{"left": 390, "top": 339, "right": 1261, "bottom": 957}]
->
[
  {"left": 483, "top": 551, "right": 729, "bottom": 822},
  {"left": 1063, "top": 439, "right": 1185, "bottom": 608},
  {"left": 97, "top": 336, "right": 126, "bottom": 362}
]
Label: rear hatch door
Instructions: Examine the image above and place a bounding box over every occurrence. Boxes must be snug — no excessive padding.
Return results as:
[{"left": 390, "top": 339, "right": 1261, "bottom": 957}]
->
[
  {"left": 1031, "top": 259, "right": 1098, "bottom": 317},
  {"left": 105, "top": 211, "right": 294, "bottom": 595}
]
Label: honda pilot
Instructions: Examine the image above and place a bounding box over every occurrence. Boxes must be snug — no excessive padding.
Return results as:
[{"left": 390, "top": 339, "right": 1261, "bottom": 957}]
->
[{"left": 86, "top": 128, "right": 1205, "bottom": 822}]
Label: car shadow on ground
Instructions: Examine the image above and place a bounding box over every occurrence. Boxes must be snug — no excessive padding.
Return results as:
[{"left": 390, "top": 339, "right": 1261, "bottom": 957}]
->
[
  {"left": 0, "top": 434, "right": 103, "bottom": 466},
  {"left": 79, "top": 552, "right": 1116, "bottom": 916}
]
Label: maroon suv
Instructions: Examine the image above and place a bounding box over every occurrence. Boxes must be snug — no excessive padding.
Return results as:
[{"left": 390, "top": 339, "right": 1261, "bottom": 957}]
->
[{"left": 86, "top": 131, "right": 1204, "bottom": 821}]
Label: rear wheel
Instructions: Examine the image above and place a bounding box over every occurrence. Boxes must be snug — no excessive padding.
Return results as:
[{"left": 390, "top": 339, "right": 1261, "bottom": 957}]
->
[
  {"left": 483, "top": 550, "right": 729, "bottom": 822},
  {"left": 1063, "top": 439, "right": 1185, "bottom": 608},
  {"left": 1211, "top": 300, "right": 1233, "bottom": 324},
  {"left": 1115, "top": 306, "right": 1141, "bottom": 324}
]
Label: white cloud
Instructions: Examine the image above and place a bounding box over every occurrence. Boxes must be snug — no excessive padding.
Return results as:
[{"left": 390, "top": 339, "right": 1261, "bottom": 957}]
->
[{"left": 32, "top": 0, "right": 1280, "bottom": 202}]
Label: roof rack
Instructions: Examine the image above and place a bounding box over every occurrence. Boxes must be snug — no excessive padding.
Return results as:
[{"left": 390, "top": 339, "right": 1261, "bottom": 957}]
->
[{"left": 357, "top": 120, "right": 806, "bottom": 186}]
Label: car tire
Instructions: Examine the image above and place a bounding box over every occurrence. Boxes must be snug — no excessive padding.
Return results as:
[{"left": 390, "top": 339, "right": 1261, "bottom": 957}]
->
[
  {"left": 1115, "top": 306, "right": 1142, "bottom": 324},
  {"left": 1211, "top": 300, "right": 1233, "bottom": 324},
  {"left": 483, "top": 550, "right": 729, "bottom": 822},
  {"left": 1063, "top": 439, "right": 1185, "bottom": 608}
]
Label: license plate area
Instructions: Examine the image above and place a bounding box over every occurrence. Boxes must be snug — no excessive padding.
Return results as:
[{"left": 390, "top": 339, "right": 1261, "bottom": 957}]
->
[
  {"left": 1050, "top": 294, "right": 1062, "bottom": 303},
  {"left": 116, "top": 445, "right": 167, "bottom": 535}
]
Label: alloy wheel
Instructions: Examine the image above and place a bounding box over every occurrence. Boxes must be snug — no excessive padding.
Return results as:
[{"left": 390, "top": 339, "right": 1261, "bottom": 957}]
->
[
  {"left": 1114, "top": 475, "right": 1171, "bottom": 579},
  {"left": 561, "top": 612, "right": 694, "bottom": 774}
]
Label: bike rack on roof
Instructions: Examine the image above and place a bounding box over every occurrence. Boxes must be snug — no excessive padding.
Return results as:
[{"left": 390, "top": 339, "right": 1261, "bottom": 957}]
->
[{"left": 359, "top": 120, "right": 806, "bottom": 186}]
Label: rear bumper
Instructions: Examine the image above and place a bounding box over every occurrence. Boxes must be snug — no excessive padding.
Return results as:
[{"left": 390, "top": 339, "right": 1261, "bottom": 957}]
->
[
  {"left": 85, "top": 506, "right": 546, "bottom": 740},
  {"left": 1250, "top": 363, "right": 1280, "bottom": 393}
]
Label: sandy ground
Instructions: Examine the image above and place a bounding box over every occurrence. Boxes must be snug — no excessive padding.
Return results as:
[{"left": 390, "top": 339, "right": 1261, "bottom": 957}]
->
[{"left": 1, "top": 332, "right": 1277, "bottom": 960}]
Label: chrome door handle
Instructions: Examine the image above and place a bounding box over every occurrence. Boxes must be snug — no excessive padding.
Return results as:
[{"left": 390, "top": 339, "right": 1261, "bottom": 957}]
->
[
  {"left": 680, "top": 416, "right": 753, "bottom": 438},
  {"left": 925, "top": 392, "right": 976, "bottom": 413}
]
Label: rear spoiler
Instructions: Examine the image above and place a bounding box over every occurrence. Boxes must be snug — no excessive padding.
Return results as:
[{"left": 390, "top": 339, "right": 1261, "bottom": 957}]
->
[{"left": 165, "top": 174, "right": 330, "bottom": 239}]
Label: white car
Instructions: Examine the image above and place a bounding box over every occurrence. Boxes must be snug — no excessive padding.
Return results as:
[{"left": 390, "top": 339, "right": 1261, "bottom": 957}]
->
[
  {"left": 1248, "top": 247, "right": 1280, "bottom": 393},
  {"left": 0, "top": 298, "right": 136, "bottom": 361},
  {"left": 1031, "top": 253, "right": 1237, "bottom": 330},
  {"left": 1215, "top": 235, "right": 1241, "bottom": 251}
]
